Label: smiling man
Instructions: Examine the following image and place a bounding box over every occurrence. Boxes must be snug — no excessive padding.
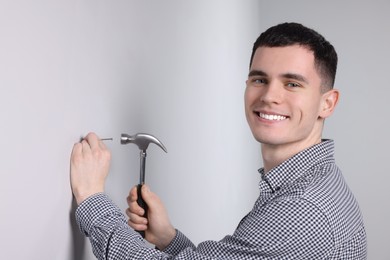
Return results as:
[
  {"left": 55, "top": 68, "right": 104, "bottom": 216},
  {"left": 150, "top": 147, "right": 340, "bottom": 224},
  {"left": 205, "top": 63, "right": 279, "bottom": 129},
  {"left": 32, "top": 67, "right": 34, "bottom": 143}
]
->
[
  {"left": 245, "top": 44, "right": 338, "bottom": 173},
  {"left": 71, "top": 23, "right": 367, "bottom": 259}
]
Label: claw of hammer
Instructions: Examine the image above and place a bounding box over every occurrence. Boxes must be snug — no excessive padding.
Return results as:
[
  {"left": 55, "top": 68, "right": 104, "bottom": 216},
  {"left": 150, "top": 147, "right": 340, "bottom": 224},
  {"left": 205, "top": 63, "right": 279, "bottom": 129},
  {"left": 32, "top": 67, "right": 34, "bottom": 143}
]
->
[{"left": 121, "top": 133, "right": 167, "bottom": 153}]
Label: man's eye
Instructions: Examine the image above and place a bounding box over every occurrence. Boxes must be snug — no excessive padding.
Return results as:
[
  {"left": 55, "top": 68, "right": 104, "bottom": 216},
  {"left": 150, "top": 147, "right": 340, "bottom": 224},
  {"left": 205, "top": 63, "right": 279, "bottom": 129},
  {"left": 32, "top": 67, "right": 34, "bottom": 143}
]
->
[
  {"left": 253, "top": 78, "right": 267, "bottom": 84},
  {"left": 287, "top": 82, "right": 300, "bottom": 88}
]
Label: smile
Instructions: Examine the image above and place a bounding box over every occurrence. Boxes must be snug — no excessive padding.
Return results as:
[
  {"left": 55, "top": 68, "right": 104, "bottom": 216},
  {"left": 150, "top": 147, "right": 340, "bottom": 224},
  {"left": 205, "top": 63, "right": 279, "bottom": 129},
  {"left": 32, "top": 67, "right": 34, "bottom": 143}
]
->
[{"left": 257, "top": 112, "right": 287, "bottom": 121}]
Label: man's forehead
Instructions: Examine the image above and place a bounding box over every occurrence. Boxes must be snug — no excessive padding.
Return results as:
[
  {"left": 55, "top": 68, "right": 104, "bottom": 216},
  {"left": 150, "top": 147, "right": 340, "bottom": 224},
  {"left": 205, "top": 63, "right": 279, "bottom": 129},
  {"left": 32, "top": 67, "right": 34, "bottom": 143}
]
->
[{"left": 253, "top": 45, "right": 314, "bottom": 60}]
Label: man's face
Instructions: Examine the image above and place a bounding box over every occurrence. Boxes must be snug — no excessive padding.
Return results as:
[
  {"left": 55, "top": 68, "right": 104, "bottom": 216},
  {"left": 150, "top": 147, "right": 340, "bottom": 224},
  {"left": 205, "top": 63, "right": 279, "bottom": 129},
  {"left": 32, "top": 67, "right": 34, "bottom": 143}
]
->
[{"left": 245, "top": 45, "right": 335, "bottom": 153}]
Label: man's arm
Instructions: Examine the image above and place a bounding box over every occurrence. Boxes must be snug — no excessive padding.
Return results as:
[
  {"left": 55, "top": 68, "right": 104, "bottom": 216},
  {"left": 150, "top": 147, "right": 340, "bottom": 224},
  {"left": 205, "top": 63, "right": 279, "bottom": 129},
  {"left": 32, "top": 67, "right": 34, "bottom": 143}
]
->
[
  {"left": 76, "top": 193, "right": 193, "bottom": 259},
  {"left": 71, "top": 132, "right": 336, "bottom": 259},
  {"left": 70, "top": 133, "right": 177, "bottom": 246},
  {"left": 70, "top": 132, "right": 197, "bottom": 259}
]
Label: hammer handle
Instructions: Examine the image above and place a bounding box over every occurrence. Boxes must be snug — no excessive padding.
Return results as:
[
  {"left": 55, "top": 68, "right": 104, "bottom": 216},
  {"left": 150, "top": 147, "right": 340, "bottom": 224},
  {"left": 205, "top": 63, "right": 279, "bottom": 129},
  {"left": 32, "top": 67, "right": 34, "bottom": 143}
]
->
[{"left": 137, "top": 184, "right": 148, "bottom": 238}]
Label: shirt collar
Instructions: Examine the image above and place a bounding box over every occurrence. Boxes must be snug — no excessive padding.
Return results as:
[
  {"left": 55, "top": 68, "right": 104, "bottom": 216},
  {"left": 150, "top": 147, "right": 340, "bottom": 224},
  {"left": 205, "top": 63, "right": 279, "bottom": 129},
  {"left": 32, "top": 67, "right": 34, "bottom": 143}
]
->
[{"left": 258, "top": 139, "right": 335, "bottom": 193}]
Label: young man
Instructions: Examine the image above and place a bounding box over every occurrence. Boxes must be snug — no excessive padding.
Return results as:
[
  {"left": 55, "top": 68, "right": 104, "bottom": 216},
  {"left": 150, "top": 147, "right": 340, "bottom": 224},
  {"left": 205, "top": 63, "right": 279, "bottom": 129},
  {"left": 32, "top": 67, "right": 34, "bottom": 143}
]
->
[{"left": 71, "top": 23, "right": 367, "bottom": 259}]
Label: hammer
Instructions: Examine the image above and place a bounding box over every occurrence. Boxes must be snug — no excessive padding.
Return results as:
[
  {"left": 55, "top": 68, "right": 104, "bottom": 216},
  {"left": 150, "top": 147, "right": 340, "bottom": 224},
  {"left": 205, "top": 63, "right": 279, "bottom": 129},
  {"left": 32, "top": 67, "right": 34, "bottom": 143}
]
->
[{"left": 121, "top": 133, "right": 167, "bottom": 237}]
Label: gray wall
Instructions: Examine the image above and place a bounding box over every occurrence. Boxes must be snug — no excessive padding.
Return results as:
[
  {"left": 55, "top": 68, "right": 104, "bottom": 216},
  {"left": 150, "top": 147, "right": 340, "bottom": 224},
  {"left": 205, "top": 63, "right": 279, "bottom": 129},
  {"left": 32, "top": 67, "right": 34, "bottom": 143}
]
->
[
  {"left": 0, "top": 1, "right": 388, "bottom": 259},
  {"left": 258, "top": 1, "right": 390, "bottom": 259}
]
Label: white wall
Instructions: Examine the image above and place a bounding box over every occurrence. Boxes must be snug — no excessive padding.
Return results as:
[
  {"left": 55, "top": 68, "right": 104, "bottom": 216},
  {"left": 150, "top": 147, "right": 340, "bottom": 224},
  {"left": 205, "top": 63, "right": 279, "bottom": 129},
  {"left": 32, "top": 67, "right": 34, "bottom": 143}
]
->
[
  {"left": 0, "top": 1, "right": 260, "bottom": 259},
  {"left": 1, "top": 1, "right": 388, "bottom": 259},
  {"left": 130, "top": 1, "right": 262, "bottom": 246}
]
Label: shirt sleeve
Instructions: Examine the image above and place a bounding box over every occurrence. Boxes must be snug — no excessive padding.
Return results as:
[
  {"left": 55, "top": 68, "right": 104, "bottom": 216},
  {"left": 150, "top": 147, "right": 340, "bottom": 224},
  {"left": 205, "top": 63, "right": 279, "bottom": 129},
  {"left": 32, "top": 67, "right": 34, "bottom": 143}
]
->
[
  {"left": 75, "top": 193, "right": 215, "bottom": 259},
  {"left": 75, "top": 193, "right": 335, "bottom": 259},
  {"left": 76, "top": 193, "right": 170, "bottom": 259},
  {"left": 162, "top": 230, "right": 196, "bottom": 256}
]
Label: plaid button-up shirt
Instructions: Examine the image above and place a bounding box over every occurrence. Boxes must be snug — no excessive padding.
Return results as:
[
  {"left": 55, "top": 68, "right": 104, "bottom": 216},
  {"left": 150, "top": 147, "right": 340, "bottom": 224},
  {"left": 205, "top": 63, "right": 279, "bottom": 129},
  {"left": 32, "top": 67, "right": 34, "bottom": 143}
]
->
[{"left": 76, "top": 140, "right": 367, "bottom": 259}]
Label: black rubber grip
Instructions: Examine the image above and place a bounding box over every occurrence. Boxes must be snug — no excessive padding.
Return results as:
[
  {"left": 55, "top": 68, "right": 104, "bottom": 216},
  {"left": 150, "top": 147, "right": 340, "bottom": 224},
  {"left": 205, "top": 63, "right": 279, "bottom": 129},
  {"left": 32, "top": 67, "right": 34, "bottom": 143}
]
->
[{"left": 136, "top": 184, "right": 148, "bottom": 238}]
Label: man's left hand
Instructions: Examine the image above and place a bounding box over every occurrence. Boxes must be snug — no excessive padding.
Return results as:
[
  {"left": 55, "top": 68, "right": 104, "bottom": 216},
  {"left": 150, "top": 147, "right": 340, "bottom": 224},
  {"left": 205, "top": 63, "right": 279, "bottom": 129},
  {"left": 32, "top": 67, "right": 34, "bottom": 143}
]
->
[{"left": 70, "top": 132, "right": 111, "bottom": 205}]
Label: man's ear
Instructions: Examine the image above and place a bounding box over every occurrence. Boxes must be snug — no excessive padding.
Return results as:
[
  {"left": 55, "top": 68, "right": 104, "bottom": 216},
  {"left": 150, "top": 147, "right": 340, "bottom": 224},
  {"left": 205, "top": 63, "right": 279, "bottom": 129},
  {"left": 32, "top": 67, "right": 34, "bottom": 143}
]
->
[{"left": 319, "top": 89, "right": 339, "bottom": 119}]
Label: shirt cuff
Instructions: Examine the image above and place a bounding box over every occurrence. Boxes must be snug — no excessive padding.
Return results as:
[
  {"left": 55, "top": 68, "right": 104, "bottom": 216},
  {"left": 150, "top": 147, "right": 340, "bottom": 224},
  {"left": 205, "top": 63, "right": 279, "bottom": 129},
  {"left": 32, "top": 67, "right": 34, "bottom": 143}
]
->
[
  {"left": 163, "top": 229, "right": 196, "bottom": 256},
  {"left": 75, "top": 193, "right": 121, "bottom": 236}
]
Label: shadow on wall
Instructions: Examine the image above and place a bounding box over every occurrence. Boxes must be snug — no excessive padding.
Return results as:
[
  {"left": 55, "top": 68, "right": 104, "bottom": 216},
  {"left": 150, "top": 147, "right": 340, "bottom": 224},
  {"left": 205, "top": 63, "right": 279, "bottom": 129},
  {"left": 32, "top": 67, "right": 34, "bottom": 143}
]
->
[{"left": 69, "top": 199, "right": 86, "bottom": 260}]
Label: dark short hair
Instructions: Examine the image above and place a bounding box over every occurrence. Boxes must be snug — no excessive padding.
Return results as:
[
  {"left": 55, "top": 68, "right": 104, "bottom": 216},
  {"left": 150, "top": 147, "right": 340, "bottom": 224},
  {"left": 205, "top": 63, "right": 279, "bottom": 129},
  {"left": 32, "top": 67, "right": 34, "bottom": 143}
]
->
[{"left": 250, "top": 22, "right": 338, "bottom": 90}]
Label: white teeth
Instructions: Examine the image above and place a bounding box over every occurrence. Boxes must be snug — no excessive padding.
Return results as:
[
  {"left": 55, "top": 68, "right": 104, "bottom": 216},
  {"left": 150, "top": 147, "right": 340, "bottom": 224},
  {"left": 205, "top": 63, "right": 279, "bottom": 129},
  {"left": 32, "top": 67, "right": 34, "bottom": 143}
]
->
[{"left": 259, "top": 113, "right": 287, "bottom": 121}]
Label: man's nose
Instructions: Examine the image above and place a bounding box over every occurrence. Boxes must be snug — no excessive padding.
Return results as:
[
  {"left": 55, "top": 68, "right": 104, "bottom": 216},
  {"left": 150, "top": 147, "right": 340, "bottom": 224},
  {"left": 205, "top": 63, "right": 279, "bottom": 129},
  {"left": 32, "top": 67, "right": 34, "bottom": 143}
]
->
[{"left": 260, "top": 82, "right": 283, "bottom": 104}]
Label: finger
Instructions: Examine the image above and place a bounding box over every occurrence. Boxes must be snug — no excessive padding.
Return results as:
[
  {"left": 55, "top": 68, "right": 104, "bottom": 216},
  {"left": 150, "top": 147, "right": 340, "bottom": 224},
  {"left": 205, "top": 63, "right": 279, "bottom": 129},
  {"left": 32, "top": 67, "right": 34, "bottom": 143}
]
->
[
  {"left": 126, "top": 209, "right": 148, "bottom": 224},
  {"left": 126, "top": 209, "right": 148, "bottom": 231},
  {"left": 127, "top": 219, "right": 147, "bottom": 231},
  {"left": 140, "top": 185, "right": 157, "bottom": 206},
  {"left": 127, "top": 186, "right": 146, "bottom": 214},
  {"left": 98, "top": 139, "right": 107, "bottom": 150},
  {"left": 127, "top": 198, "right": 145, "bottom": 216},
  {"left": 70, "top": 142, "right": 83, "bottom": 163},
  {"left": 81, "top": 139, "right": 91, "bottom": 154},
  {"left": 85, "top": 132, "right": 100, "bottom": 150},
  {"left": 71, "top": 142, "right": 82, "bottom": 156},
  {"left": 127, "top": 186, "right": 139, "bottom": 203}
]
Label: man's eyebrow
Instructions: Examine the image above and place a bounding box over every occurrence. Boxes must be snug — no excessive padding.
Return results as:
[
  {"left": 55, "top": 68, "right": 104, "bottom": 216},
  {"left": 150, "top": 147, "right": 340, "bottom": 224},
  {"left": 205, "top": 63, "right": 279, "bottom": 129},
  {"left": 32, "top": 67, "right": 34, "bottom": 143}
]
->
[
  {"left": 248, "top": 70, "right": 267, "bottom": 77},
  {"left": 281, "top": 73, "right": 309, "bottom": 84},
  {"left": 248, "top": 70, "right": 309, "bottom": 84}
]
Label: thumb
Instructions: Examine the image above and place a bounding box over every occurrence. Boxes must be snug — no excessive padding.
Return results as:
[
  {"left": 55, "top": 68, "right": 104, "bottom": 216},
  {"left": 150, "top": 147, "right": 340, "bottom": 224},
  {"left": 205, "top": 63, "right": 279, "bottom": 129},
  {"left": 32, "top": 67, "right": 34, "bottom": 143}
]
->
[
  {"left": 141, "top": 184, "right": 151, "bottom": 201},
  {"left": 141, "top": 185, "right": 161, "bottom": 210}
]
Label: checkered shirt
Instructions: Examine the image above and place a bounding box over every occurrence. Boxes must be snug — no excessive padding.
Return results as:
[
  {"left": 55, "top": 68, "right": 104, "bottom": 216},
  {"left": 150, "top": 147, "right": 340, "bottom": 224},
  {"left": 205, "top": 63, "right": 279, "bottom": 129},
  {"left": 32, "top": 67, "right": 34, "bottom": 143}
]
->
[{"left": 76, "top": 139, "right": 367, "bottom": 259}]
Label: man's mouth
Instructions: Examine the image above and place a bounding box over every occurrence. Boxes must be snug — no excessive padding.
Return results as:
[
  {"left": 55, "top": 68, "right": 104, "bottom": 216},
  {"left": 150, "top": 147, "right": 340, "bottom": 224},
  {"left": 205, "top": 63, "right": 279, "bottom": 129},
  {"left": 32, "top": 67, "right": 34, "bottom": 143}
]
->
[{"left": 255, "top": 112, "right": 287, "bottom": 121}]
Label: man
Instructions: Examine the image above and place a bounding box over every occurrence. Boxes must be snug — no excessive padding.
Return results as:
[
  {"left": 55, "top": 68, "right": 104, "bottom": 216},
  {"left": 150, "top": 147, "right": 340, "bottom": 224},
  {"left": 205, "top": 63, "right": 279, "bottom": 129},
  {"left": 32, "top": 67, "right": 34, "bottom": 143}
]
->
[{"left": 71, "top": 23, "right": 367, "bottom": 259}]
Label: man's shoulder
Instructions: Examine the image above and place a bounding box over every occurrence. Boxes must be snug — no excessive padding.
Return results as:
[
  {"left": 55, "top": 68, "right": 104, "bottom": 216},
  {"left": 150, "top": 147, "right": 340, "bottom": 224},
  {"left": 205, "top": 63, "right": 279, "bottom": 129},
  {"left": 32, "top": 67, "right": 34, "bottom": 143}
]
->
[{"left": 300, "top": 164, "right": 366, "bottom": 246}]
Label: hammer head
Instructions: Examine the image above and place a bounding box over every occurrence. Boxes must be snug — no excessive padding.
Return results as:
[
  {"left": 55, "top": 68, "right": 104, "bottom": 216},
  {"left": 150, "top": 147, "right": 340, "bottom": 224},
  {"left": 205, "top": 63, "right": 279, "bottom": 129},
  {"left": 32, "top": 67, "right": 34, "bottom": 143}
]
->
[{"left": 121, "top": 133, "right": 167, "bottom": 153}]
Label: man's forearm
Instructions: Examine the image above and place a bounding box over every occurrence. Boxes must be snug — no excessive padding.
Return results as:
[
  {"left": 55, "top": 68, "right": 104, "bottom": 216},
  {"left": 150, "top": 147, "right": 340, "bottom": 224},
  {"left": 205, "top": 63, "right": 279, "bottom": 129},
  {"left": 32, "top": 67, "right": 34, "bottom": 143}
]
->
[{"left": 76, "top": 193, "right": 162, "bottom": 259}]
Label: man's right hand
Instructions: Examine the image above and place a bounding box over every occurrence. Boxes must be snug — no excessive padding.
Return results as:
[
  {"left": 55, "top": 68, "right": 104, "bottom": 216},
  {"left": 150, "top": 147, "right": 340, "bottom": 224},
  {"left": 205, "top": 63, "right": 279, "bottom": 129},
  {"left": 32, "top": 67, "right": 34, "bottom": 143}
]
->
[{"left": 126, "top": 185, "right": 176, "bottom": 250}]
